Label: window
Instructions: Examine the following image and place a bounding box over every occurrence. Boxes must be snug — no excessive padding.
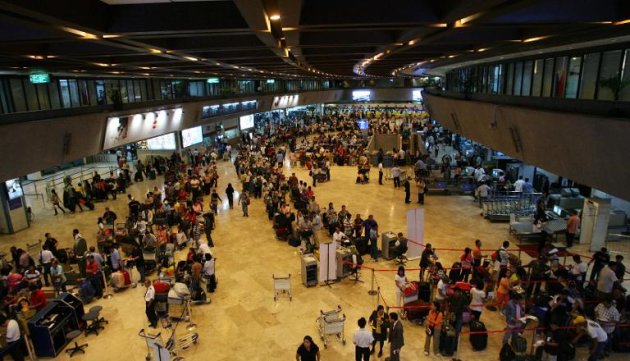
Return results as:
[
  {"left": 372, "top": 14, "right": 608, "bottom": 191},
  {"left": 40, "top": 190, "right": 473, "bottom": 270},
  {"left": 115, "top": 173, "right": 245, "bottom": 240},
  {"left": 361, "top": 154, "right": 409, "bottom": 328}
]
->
[
  {"left": 95, "top": 80, "right": 105, "bottom": 105},
  {"left": 35, "top": 83, "right": 50, "bottom": 110},
  {"left": 542, "top": 58, "right": 554, "bottom": 97},
  {"left": 505, "top": 63, "right": 514, "bottom": 95},
  {"left": 522, "top": 61, "right": 533, "bottom": 96},
  {"left": 78, "top": 80, "right": 90, "bottom": 106},
  {"left": 513, "top": 62, "right": 523, "bottom": 96},
  {"left": 579, "top": 53, "right": 600, "bottom": 100},
  {"left": 620, "top": 49, "right": 630, "bottom": 101},
  {"left": 553, "top": 57, "right": 567, "bottom": 97},
  {"left": 126, "top": 80, "right": 135, "bottom": 102},
  {"left": 565, "top": 56, "right": 582, "bottom": 99},
  {"left": 9, "top": 78, "right": 27, "bottom": 112},
  {"left": 597, "top": 50, "right": 623, "bottom": 100},
  {"left": 531, "top": 59, "right": 543, "bottom": 96},
  {"left": 59, "top": 79, "right": 72, "bottom": 108},
  {"left": 23, "top": 80, "right": 39, "bottom": 111},
  {"left": 49, "top": 80, "right": 61, "bottom": 109}
]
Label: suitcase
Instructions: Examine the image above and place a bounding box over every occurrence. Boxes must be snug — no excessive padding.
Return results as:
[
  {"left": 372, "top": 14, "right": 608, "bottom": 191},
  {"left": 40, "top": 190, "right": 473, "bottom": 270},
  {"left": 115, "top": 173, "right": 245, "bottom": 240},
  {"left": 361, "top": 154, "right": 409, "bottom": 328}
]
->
[
  {"left": 121, "top": 269, "right": 132, "bottom": 285},
  {"left": 353, "top": 237, "right": 369, "bottom": 255},
  {"left": 404, "top": 282, "right": 418, "bottom": 297},
  {"left": 111, "top": 272, "right": 125, "bottom": 288},
  {"left": 288, "top": 237, "right": 301, "bottom": 247},
  {"left": 404, "top": 300, "right": 430, "bottom": 321},
  {"left": 449, "top": 262, "right": 462, "bottom": 282},
  {"left": 56, "top": 249, "right": 69, "bottom": 264},
  {"left": 439, "top": 325, "right": 457, "bottom": 356},
  {"left": 469, "top": 320, "right": 488, "bottom": 351},
  {"left": 172, "top": 282, "right": 190, "bottom": 298},
  {"left": 154, "top": 281, "right": 170, "bottom": 294},
  {"left": 418, "top": 282, "right": 431, "bottom": 302}
]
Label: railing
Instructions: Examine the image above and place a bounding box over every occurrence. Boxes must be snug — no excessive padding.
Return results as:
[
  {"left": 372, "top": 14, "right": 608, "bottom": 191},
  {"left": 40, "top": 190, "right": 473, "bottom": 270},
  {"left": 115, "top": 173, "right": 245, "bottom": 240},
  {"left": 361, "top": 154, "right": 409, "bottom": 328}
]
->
[{"left": 22, "top": 163, "right": 117, "bottom": 210}]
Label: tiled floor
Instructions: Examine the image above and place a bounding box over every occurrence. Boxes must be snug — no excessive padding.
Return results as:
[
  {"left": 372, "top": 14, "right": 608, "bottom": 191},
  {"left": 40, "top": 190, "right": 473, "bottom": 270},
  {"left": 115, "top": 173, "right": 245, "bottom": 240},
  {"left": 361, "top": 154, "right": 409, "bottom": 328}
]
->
[{"left": 0, "top": 157, "right": 608, "bottom": 360}]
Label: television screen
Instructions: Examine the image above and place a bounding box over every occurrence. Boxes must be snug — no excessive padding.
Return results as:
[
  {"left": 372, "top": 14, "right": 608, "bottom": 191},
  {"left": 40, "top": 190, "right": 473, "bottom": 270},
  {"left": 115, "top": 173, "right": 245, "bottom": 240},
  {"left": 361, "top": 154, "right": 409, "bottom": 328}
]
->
[
  {"left": 146, "top": 133, "right": 176, "bottom": 150},
  {"left": 352, "top": 90, "right": 371, "bottom": 101},
  {"left": 181, "top": 126, "right": 203, "bottom": 148},
  {"left": 412, "top": 90, "right": 423, "bottom": 101},
  {"left": 239, "top": 114, "right": 254, "bottom": 130},
  {"left": 357, "top": 119, "right": 369, "bottom": 130},
  {"left": 5, "top": 179, "right": 22, "bottom": 200}
]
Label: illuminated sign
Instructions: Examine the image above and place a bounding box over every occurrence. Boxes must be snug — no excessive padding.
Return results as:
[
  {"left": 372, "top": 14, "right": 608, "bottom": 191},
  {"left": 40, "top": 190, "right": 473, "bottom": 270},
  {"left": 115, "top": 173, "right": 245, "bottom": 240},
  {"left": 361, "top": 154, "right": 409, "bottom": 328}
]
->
[
  {"left": 29, "top": 73, "right": 50, "bottom": 84},
  {"left": 207, "top": 77, "right": 220, "bottom": 84}
]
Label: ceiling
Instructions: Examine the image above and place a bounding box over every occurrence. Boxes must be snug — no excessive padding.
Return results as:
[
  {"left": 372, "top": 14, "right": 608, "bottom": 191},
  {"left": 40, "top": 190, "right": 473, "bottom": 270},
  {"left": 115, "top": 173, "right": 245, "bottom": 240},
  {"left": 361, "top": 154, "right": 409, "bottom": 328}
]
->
[{"left": 0, "top": 0, "right": 629, "bottom": 80}]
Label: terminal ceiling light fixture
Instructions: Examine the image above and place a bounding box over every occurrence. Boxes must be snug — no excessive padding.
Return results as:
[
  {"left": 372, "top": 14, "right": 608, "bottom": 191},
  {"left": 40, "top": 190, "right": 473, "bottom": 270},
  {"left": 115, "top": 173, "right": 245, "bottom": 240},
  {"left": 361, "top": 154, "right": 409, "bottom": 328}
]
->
[
  {"left": 148, "top": 48, "right": 162, "bottom": 54},
  {"left": 614, "top": 19, "right": 630, "bottom": 25},
  {"left": 27, "top": 55, "right": 44, "bottom": 60},
  {"left": 522, "top": 36, "right": 548, "bottom": 43},
  {"left": 61, "top": 26, "right": 99, "bottom": 39},
  {"left": 269, "top": 14, "right": 281, "bottom": 21},
  {"left": 95, "top": 63, "right": 110, "bottom": 67},
  {"left": 477, "top": 48, "right": 489, "bottom": 52},
  {"left": 183, "top": 56, "right": 198, "bottom": 61},
  {"left": 102, "top": 34, "right": 121, "bottom": 39}
]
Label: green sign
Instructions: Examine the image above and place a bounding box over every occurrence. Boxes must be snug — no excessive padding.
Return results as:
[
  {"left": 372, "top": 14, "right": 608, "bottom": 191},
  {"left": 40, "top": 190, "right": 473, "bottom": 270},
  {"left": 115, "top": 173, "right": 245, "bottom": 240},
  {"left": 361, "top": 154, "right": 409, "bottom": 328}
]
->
[
  {"left": 29, "top": 73, "right": 50, "bottom": 84},
  {"left": 207, "top": 77, "right": 220, "bottom": 84},
  {"left": 266, "top": 79, "right": 275, "bottom": 84}
]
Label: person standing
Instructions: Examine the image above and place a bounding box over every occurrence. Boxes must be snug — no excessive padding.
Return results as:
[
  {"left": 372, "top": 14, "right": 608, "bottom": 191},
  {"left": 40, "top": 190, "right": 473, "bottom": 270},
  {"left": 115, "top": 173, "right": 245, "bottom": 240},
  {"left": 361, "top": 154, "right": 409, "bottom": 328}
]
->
[
  {"left": 594, "top": 297, "right": 620, "bottom": 355},
  {"left": 238, "top": 190, "right": 250, "bottom": 217},
  {"left": 388, "top": 312, "right": 404, "bottom": 361},
  {"left": 225, "top": 183, "right": 235, "bottom": 209},
  {"left": 416, "top": 178, "right": 426, "bottom": 205},
  {"left": 296, "top": 335, "right": 320, "bottom": 361},
  {"left": 469, "top": 281, "right": 487, "bottom": 321},
  {"left": 363, "top": 215, "right": 379, "bottom": 261},
  {"left": 40, "top": 245, "right": 54, "bottom": 287},
  {"left": 50, "top": 259, "right": 67, "bottom": 292},
  {"left": 403, "top": 177, "right": 411, "bottom": 204},
  {"left": 203, "top": 253, "right": 217, "bottom": 293},
  {"left": 131, "top": 243, "right": 146, "bottom": 283},
  {"left": 72, "top": 229, "right": 88, "bottom": 277},
  {"left": 391, "top": 166, "right": 401, "bottom": 188},
  {"left": 573, "top": 318, "right": 607, "bottom": 361},
  {"left": 589, "top": 248, "right": 610, "bottom": 282},
  {"left": 369, "top": 305, "right": 388, "bottom": 358},
  {"left": 502, "top": 293, "right": 525, "bottom": 345},
  {"left": 50, "top": 189, "right": 66, "bottom": 215},
  {"left": 394, "top": 266, "right": 407, "bottom": 311},
  {"left": 353, "top": 317, "right": 374, "bottom": 361},
  {"left": 378, "top": 162, "right": 384, "bottom": 185},
  {"left": 424, "top": 302, "right": 443, "bottom": 356},
  {"left": 460, "top": 247, "right": 473, "bottom": 282},
  {"left": 1, "top": 315, "right": 24, "bottom": 361},
  {"left": 566, "top": 210, "right": 580, "bottom": 248},
  {"left": 144, "top": 280, "right": 158, "bottom": 328}
]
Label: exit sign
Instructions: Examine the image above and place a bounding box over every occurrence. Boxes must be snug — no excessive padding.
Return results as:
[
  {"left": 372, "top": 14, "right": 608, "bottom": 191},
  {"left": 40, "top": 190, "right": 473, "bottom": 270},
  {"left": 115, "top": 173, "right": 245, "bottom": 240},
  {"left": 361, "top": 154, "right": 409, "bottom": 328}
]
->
[
  {"left": 29, "top": 73, "right": 50, "bottom": 84},
  {"left": 207, "top": 77, "right": 220, "bottom": 84}
]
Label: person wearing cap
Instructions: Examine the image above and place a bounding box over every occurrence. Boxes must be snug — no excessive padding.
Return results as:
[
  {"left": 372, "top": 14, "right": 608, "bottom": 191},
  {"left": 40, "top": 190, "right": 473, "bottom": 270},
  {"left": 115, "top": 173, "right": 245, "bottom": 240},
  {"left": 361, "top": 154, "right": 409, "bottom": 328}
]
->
[
  {"left": 573, "top": 317, "right": 607, "bottom": 361},
  {"left": 594, "top": 297, "right": 620, "bottom": 356}
]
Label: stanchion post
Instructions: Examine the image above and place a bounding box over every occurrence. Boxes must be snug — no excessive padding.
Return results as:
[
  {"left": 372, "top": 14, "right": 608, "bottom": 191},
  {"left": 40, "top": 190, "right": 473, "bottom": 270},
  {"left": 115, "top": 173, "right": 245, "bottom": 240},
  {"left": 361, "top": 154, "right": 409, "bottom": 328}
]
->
[{"left": 368, "top": 268, "right": 377, "bottom": 296}]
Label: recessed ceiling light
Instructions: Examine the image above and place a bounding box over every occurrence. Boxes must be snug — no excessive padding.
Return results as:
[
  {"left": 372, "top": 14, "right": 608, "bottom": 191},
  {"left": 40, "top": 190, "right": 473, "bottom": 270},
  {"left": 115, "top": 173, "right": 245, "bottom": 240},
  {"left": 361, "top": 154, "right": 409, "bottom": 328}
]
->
[
  {"left": 95, "top": 63, "right": 110, "bottom": 67},
  {"left": 148, "top": 48, "right": 162, "bottom": 54},
  {"left": 184, "top": 56, "right": 198, "bottom": 61},
  {"left": 269, "top": 14, "right": 281, "bottom": 21},
  {"left": 522, "top": 36, "right": 548, "bottom": 43},
  {"left": 103, "top": 34, "right": 121, "bottom": 39}
]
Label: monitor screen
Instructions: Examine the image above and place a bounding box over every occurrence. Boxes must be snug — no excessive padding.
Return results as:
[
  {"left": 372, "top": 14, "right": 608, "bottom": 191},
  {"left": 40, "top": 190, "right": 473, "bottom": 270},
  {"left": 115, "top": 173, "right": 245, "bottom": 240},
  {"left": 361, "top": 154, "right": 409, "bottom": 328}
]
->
[
  {"left": 412, "top": 90, "right": 422, "bottom": 101},
  {"left": 5, "top": 179, "right": 22, "bottom": 200},
  {"left": 352, "top": 90, "right": 371, "bottom": 101},
  {"left": 553, "top": 205, "right": 563, "bottom": 216},
  {"left": 357, "top": 119, "right": 369, "bottom": 130},
  {"left": 146, "top": 133, "right": 176, "bottom": 150},
  {"left": 239, "top": 114, "right": 254, "bottom": 130},
  {"left": 181, "top": 126, "right": 203, "bottom": 148}
]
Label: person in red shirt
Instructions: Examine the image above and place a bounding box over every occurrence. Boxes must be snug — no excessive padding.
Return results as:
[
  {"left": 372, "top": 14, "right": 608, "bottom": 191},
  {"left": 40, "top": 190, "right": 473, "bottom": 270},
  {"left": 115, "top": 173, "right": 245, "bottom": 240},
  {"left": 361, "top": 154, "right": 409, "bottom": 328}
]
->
[{"left": 29, "top": 284, "right": 47, "bottom": 312}]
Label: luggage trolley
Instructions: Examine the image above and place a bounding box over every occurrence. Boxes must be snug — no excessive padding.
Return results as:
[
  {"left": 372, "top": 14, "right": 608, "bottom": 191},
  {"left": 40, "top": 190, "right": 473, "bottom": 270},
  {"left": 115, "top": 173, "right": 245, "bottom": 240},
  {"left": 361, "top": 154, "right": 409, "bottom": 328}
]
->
[
  {"left": 272, "top": 274, "right": 292, "bottom": 301},
  {"left": 317, "top": 306, "right": 346, "bottom": 348}
]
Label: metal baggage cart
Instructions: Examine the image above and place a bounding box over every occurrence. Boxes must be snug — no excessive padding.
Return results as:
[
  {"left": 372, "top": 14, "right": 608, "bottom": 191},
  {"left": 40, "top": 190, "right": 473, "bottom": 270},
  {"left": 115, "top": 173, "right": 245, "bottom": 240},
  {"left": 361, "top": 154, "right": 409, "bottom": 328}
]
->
[
  {"left": 317, "top": 306, "right": 346, "bottom": 348},
  {"left": 272, "top": 274, "right": 292, "bottom": 301}
]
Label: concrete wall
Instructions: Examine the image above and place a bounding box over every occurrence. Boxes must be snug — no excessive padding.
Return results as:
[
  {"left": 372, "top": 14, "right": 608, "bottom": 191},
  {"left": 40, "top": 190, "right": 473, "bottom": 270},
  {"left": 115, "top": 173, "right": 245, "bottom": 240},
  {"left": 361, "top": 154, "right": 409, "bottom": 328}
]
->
[{"left": 423, "top": 93, "right": 630, "bottom": 200}]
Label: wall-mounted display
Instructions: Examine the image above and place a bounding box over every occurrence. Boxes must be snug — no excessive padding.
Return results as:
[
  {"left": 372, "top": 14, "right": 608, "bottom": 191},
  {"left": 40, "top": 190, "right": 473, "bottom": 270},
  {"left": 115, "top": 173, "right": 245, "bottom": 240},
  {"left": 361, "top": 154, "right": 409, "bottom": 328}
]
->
[
  {"left": 352, "top": 90, "right": 371, "bottom": 101},
  {"left": 181, "top": 126, "right": 203, "bottom": 148},
  {"left": 271, "top": 94, "right": 300, "bottom": 109},
  {"left": 412, "top": 89, "right": 423, "bottom": 102},
  {"left": 102, "top": 107, "right": 183, "bottom": 150},
  {"left": 5, "top": 178, "right": 22, "bottom": 200},
  {"left": 145, "top": 133, "right": 176, "bottom": 150},
  {"left": 239, "top": 114, "right": 254, "bottom": 130}
]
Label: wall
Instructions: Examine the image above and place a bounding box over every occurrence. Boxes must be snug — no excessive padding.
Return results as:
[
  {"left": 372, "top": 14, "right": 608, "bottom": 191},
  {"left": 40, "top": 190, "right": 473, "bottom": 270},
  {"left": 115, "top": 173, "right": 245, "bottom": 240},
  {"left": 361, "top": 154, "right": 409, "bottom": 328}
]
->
[{"left": 423, "top": 93, "right": 630, "bottom": 200}]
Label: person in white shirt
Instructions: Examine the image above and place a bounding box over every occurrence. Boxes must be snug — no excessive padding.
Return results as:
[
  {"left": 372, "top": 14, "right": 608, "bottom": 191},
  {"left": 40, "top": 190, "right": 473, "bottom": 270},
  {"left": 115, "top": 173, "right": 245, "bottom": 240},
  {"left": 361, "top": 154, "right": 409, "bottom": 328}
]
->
[
  {"left": 378, "top": 162, "right": 384, "bottom": 185},
  {"left": 394, "top": 266, "right": 408, "bottom": 310},
  {"left": 391, "top": 166, "right": 401, "bottom": 188},
  {"left": 569, "top": 255, "right": 588, "bottom": 285},
  {"left": 332, "top": 227, "right": 348, "bottom": 247},
  {"left": 596, "top": 262, "right": 619, "bottom": 297},
  {"left": 435, "top": 276, "right": 448, "bottom": 301},
  {"left": 198, "top": 241, "right": 213, "bottom": 257},
  {"left": 513, "top": 176, "right": 526, "bottom": 192},
  {"left": 353, "top": 317, "right": 374, "bottom": 361},
  {"left": 475, "top": 183, "right": 491, "bottom": 207},
  {"left": 40, "top": 245, "right": 54, "bottom": 287},
  {"left": 469, "top": 282, "right": 487, "bottom": 321},
  {"left": 144, "top": 280, "right": 158, "bottom": 328},
  {"left": 574, "top": 318, "right": 607, "bottom": 361},
  {"left": 1, "top": 315, "right": 24, "bottom": 361},
  {"left": 202, "top": 253, "right": 217, "bottom": 293},
  {"left": 473, "top": 167, "right": 485, "bottom": 182}
]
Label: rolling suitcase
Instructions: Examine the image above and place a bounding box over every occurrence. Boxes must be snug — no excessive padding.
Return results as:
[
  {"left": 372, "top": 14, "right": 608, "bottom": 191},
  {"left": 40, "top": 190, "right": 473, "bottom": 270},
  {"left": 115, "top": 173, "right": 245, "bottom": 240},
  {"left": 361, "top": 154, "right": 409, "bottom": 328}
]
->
[
  {"left": 121, "top": 269, "right": 132, "bottom": 285},
  {"left": 404, "top": 300, "right": 430, "bottom": 321},
  {"left": 111, "top": 272, "right": 125, "bottom": 288},
  {"left": 439, "top": 325, "right": 457, "bottom": 356},
  {"left": 469, "top": 320, "right": 488, "bottom": 351},
  {"left": 288, "top": 236, "right": 301, "bottom": 247}
]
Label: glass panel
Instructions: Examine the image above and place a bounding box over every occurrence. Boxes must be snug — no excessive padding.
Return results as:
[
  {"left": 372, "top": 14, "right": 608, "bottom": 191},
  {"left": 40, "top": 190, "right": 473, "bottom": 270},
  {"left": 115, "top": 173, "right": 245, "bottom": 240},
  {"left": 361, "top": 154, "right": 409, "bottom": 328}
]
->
[
  {"left": 59, "top": 79, "right": 72, "bottom": 108},
  {"left": 505, "top": 63, "right": 514, "bottom": 95},
  {"left": 597, "top": 50, "right": 623, "bottom": 100},
  {"left": 23, "top": 80, "right": 39, "bottom": 111},
  {"left": 119, "top": 80, "right": 129, "bottom": 103},
  {"left": 579, "top": 53, "right": 600, "bottom": 100},
  {"left": 87, "top": 80, "right": 97, "bottom": 105},
  {"left": 521, "top": 60, "right": 533, "bottom": 96},
  {"left": 134, "top": 80, "right": 142, "bottom": 102},
  {"left": 9, "top": 78, "right": 27, "bottom": 112},
  {"left": 68, "top": 79, "right": 80, "bottom": 107},
  {"left": 552, "top": 56, "right": 567, "bottom": 97},
  {"left": 49, "top": 80, "right": 61, "bottom": 109},
  {"left": 513, "top": 62, "right": 523, "bottom": 96},
  {"left": 36, "top": 84, "right": 50, "bottom": 110},
  {"left": 565, "top": 56, "right": 582, "bottom": 99},
  {"left": 95, "top": 80, "right": 106, "bottom": 105},
  {"left": 531, "top": 59, "right": 543, "bottom": 96},
  {"left": 78, "top": 80, "right": 90, "bottom": 106},
  {"left": 620, "top": 50, "right": 630, "bottom": 101},
  {"left": 126, "top": 80, "right": 135, "bottom": 102},
  {"left": 542, "top": 58, "right": 554, "bottom": 97}
]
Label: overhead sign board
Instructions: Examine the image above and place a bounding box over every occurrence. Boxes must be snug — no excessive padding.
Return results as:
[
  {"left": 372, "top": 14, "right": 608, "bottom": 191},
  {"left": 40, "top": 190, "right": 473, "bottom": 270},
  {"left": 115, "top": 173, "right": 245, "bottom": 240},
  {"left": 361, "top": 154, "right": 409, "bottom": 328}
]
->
[
  {"left": 29, "top": 73, "right": 50, "bottom": 84},
  {"left": 207, "top": 77, "right": 220, "bottom": 84}
]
